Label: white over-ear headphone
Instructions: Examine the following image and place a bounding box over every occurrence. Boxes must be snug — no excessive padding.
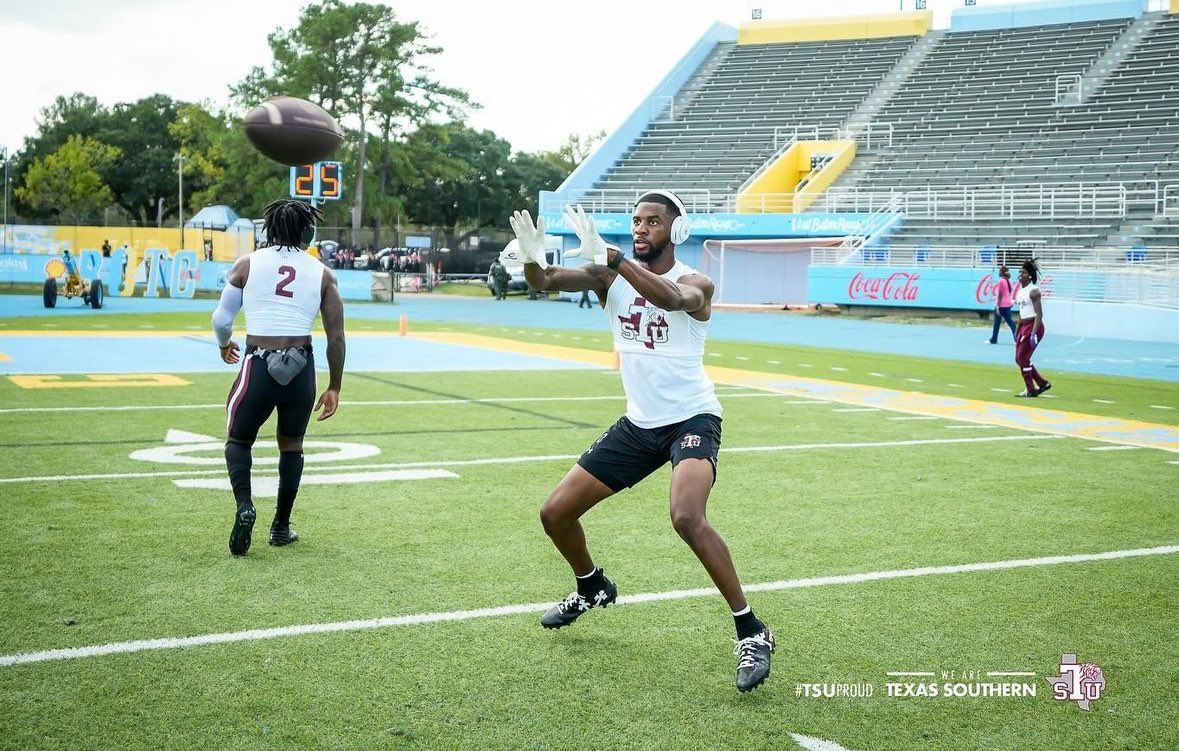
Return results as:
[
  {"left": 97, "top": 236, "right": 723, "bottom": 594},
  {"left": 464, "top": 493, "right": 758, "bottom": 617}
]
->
[{"left": 636, "top": 189, "right": 691, "bottom": 245}]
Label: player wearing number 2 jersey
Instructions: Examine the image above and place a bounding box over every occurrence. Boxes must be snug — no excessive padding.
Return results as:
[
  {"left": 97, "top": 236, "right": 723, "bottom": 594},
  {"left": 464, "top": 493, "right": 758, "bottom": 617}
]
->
[{"left": 211, "top": 199, "right": 346, "bottom": 556}]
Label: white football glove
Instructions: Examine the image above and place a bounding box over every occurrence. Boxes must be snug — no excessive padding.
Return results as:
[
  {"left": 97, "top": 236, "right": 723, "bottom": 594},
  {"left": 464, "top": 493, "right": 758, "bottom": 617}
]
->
[
  {"left": 498, "top": 240, "right": 522, "bottom": 265},
  {"left": 507, "top": 210, "right": 548, "bottom": 268},
  {"left": 562, "top": 204, "right": 610, "bottom": 264}
]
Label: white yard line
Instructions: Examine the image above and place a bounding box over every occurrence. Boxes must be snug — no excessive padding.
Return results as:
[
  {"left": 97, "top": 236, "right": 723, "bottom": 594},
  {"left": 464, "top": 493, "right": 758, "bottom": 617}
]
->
[
  {"left": 833, "top": 407, "right": 879, "bottom": 413},
  {"left": 791, "top": 732, "right": 862, "bottom": 751},
  {"left": 1087, "top": 446, "right": 1141, "bottom": 452},
  {"left": 888, "top": 416, "right": 938, "bottom": 421},
  {"left": 0, "top": 434, "right": 1062, "bottom": 485},
  {"left": 0, "top": 392, "right": 807, "bottom": 415},
  {"left": 2, "top": 543, "right": 1174, "bottom": 668}
]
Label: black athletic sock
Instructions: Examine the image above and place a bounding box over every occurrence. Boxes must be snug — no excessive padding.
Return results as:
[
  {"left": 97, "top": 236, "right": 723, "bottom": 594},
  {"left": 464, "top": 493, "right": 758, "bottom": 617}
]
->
[
  {"left": 274, "top": 451, "right": 304, "bottom": 526},
  {"left": 224, "top": 441, "right": 253, "bottom": 509},
  {"left": 734, "top": 609, "right": 765, "bottom": 640},
  {"left": 575, "top": 568, "right": 607, "bottom": 598}
]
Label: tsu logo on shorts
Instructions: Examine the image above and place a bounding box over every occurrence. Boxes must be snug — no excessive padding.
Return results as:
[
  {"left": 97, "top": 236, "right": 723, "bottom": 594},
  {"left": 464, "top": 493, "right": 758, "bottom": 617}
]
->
[
  {"left": 1045, "top": 653, "right": 1106, "bottom": 711},
  {"left": 680, "top": 434, "right": 701, "bottom": 449}
]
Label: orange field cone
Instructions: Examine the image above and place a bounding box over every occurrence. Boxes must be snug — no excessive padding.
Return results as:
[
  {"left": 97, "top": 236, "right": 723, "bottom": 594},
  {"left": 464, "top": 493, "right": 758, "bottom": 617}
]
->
[{"left": 399, "top": 314, "right": 407, "bottom": 336}]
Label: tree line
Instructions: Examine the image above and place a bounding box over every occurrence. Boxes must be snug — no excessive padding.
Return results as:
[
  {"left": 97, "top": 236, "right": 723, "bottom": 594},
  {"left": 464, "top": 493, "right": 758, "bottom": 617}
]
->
[{"left": 6, "top": 0, "right": 601, "bottom": 250}]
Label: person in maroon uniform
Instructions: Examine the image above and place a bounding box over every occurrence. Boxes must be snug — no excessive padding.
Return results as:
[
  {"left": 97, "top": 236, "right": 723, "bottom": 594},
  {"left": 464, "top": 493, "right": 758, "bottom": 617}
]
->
[{"left": 1013, "top": 259, "right": 1051, "bottom": 397}]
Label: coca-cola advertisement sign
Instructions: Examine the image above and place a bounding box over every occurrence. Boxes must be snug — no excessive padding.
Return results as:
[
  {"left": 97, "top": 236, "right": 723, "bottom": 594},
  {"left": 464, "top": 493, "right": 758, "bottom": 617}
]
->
[
  {"left": 975, "top": 274, "right": 999, "bottom": 305},
  {"left": 811, "top": 266, "right": 1063, "bottom": 310},
  {"left": 976, "top": 274, "right": 1053, "bottom": 304},
  {"left": 848, "top": 271, "right": 920, "bottom": 302}
]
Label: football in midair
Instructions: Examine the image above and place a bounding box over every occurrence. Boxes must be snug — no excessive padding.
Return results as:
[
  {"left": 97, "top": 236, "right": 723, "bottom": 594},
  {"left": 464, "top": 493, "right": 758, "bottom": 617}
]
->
[{"left": 243, "top": 95, "right": 343, "bottom": 166}]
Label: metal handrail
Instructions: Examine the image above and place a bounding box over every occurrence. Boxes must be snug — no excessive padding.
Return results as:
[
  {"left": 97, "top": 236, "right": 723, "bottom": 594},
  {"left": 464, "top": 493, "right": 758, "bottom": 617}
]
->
[
  {"left": 547, "top": 182, "right": 1147, "bottom": 219},
  {"left": 540, "top": 188, "right": 714, "bottom": 214},
  {"left": 818, "top": 183, "right": 1127, "bottom": 219},
  {"left": 837, "top": 194, "right": 905, "bottom": 262},
  {"left": 1054, "top": 73, "right": 1083, "bottom": 105},
  {"left": 738, "top": 133, "right": 799, "bottom": 195},
  {"left": 847, "top": 121, "right": 894, "bottom": 151},
  {"left": 1164, "top": 184, "right": 1179, "bottom": 216},
  {"left": 812, "top": 244, "right": 1179, "bottom": 269}
]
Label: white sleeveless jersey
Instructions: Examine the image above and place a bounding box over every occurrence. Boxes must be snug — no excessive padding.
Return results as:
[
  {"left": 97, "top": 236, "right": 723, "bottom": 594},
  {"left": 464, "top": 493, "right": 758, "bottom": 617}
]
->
[
  {"left": 604, "top": 259, "right": 722, "bottom": 428},
  {"left": 242, "top": 246, "right": 326, "bottom": 337},
  {"left": 1015, "top": 282, "right": 1039, "bottom": 320}
]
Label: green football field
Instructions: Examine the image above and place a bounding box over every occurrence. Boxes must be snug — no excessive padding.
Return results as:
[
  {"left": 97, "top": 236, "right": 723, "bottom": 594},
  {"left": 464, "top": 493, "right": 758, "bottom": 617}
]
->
[{"left": 1, "top": 314, "right": 1177, "bottom": 750}]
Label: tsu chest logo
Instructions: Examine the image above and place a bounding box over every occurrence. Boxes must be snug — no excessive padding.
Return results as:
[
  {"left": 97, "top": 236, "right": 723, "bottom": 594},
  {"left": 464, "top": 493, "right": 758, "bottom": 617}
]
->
[
  {"left": 1045, "top": 653, "right": 1106, "bottom": 711},
  {"left": 617, "top": 296, "right": 669, "bottom": 350}
]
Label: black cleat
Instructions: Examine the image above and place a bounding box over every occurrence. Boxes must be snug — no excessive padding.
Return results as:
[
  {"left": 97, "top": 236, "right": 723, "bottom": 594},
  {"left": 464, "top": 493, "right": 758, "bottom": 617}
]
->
[
  {"left": 735, "top": 627, "right": 775, "bottom": 692},
  {"left": 1015, "top": 389, "right": 1038, "bottom": 398},
  {"left": 268, "top": 524, "right": 299, "bottom": 547},
  {"left": 1036, "top": 381, "right": 1052, "bottom": 396},
  {"left": 541, "top": 574, "right": 617, "bottom": 629},
  {"left": 229, "top": 505, "right": 256, "bottom": 556}
]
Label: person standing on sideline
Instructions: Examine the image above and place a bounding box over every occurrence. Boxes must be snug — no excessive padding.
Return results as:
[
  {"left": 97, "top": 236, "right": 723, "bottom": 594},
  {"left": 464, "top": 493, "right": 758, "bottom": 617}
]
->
[
  {"left": 578, "top": 289, "right": 593, "bottom": 309},
  {"left": 211, "top": 198, "right": 346, "bottom": 555},
  {"left": 506, "top": 191, "right": 774, "bottom": 692},
  {"left": 987, "top": 264, "right": 1017, "bottom": 344},
  {"left": 1013, "top": 258, "right": 1050, "bottom": 397},
  {"left": 490, "top": 257, "right": 510, "bottom": 300},
  {"left": 101, "top": 239, "right": 112, "bottom": 258}
]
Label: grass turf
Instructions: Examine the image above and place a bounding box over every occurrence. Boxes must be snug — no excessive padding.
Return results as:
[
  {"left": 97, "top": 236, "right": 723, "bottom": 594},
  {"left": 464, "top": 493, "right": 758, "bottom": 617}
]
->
[{"left": 0, "top": 355, "right": 1176, "bottom": 749}]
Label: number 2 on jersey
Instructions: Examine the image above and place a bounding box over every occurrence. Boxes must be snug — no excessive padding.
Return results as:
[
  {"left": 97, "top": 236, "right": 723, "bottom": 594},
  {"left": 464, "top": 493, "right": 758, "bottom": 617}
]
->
[{"left": 275, "top": 265, "right": 296, "bottom": 298}]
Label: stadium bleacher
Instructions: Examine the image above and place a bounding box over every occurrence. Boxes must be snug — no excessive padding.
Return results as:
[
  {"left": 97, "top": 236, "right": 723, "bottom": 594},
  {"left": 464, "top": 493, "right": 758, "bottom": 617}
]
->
[
  {"left": 590, "top": 35, "right": 917, "bottom": 209},
  {"left": 583, "top": 7, "right": 1179, "bottom": 251}
]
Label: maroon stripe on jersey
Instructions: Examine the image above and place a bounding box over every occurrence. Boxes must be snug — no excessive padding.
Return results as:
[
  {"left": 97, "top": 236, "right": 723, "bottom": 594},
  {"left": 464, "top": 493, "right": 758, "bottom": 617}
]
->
[{"left": 225, "top": 355, "right": 254, "bottom": 433}]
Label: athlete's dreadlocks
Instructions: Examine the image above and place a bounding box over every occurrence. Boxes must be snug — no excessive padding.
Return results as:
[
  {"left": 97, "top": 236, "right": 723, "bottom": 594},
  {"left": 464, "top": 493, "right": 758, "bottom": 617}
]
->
[
  {"left": 1021, "top": 258, "right": 1040, "bottom": 284},
  {"left": 262, "top": 198, "right": 323, "bottom": 248}
]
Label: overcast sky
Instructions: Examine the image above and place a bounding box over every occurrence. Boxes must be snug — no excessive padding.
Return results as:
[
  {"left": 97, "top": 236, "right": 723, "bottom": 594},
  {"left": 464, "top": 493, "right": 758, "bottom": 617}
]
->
[{"left": 2, "top": 0, "right": 1012, "bottom": 156}]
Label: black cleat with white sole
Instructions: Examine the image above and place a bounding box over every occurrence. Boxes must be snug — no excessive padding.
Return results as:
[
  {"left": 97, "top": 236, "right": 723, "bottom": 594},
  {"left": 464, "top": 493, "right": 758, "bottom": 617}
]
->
[
  {"left": 268, "top": 524, "right": 299, "bottom": 547},
  {"left": 735, "top": 627, "right": 775, "bottom": 692},
  {"left": 229, "top": 505, "right": 256, "bottom": 556},
  {"left": 541, "top": 574, "right": 617, "bottom": 629}
]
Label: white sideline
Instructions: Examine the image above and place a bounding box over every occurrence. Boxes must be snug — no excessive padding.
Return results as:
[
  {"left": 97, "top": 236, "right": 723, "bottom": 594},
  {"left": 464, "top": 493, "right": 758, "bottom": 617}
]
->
[
  {"left": 2, "top": 543, "right": 1175, "bottom": 669},
  {"left": 0, "top": 434, "right": 1062, "bottom": 485}
]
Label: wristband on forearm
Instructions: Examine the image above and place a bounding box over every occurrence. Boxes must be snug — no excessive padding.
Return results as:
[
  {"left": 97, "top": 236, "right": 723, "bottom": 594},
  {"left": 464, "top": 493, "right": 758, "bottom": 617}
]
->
[{"left": 607, "top": 253, "right": 625, "bottom": 270}]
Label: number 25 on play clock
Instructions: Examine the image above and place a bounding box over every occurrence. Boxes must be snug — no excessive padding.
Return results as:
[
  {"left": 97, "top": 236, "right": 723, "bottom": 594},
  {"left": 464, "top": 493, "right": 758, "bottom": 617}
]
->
[{"left": 289, "top": 161, "right": 343, "bottom": 201}]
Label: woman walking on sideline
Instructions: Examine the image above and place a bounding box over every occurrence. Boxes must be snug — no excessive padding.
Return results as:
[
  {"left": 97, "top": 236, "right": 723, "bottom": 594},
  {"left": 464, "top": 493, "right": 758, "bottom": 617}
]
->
[{"left": 987, "top": 264, "right": 1018, "bottom": 344}]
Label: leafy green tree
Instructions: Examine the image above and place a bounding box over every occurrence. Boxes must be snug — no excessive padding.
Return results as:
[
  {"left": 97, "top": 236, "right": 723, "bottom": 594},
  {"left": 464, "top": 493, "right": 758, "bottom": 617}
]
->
[
  {"left": 9, "top": 94, "right": 109, "bottom": 218},
  {"left": 400, "top": 123, "right": 569, "bottom": 242},
  {"left": 504, "top": 152, "right": 568, "bottom": 218},
  {"left": 97, "top": 94, "right": 184, "bottom": 224},
  {"left": 16, "top": 135, "right": 120, "bottom": 224},
  {"left": 232, "top": 0, "right": 470, "bottom": 237}
]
